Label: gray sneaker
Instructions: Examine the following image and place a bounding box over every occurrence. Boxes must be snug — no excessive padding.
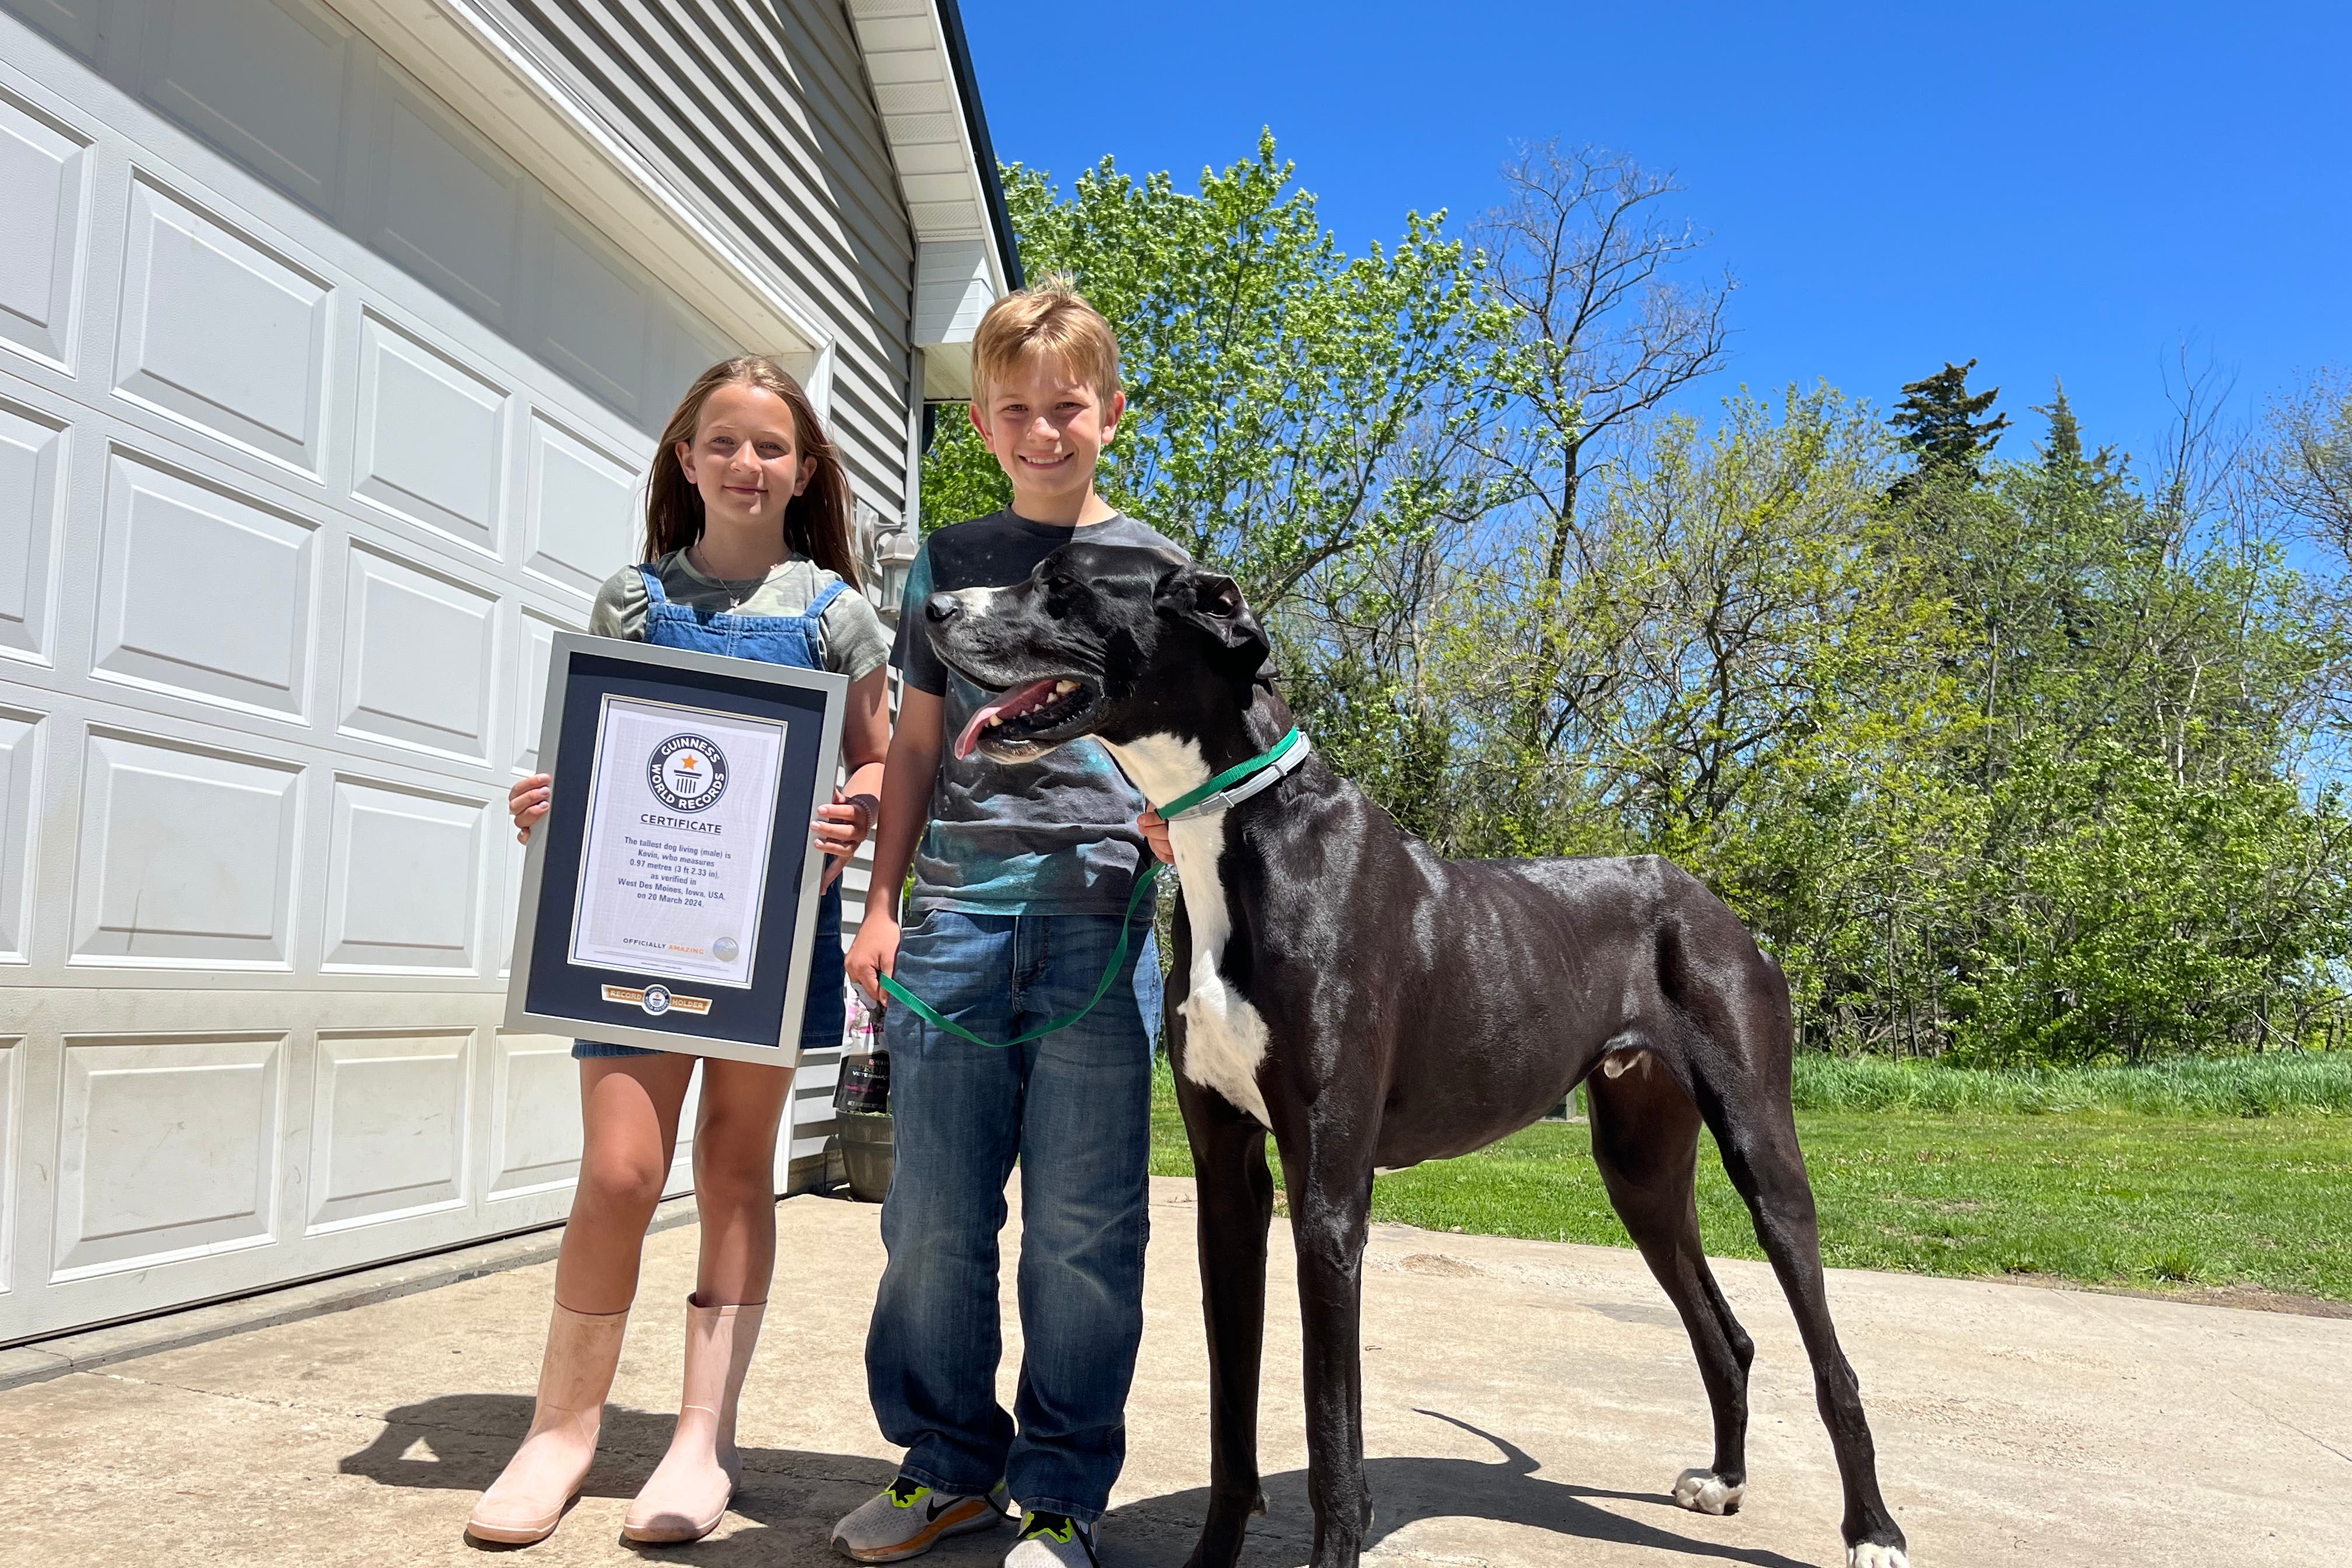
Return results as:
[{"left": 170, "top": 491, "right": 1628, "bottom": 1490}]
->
[
  {"left": 1003, "top": 1510, "right": 1100, "bottom": 1568},
  {"left": 832, "top": 1476, "right": 1011, "bottom": 1563}
]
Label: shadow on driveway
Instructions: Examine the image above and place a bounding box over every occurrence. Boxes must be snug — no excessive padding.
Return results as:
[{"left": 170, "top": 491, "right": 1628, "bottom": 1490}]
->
[{"left": 342, "top": 1400, "right": 1815, "bottom": 1566}]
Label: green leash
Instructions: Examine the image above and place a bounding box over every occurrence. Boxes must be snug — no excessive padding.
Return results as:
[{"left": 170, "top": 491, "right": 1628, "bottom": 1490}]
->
[
  {"left": 878, "top": 864, "right": 1158, "bottom": 1048},
  {"left": 874, "top": 727, "right": 1308, "bottom": 1049}
]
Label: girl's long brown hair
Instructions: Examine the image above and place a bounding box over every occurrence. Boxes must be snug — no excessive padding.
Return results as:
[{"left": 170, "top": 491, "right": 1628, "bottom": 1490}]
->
[{"left": 645, "top": 357, "right": 860, "bottom": 589}]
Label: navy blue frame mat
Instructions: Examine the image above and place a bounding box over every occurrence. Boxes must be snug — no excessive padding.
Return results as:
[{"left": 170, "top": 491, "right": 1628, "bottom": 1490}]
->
[{"left": 523, "top": 650, "right": 828, "bottom": 1051}]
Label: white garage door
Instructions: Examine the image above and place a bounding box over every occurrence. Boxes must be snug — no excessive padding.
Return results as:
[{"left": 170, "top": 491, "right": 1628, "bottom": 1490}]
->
[{"left": 0, "top": 5, "right": 820, "bottom": 1343}]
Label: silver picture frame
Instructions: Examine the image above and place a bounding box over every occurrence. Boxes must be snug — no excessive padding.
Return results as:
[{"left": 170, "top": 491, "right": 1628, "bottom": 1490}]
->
[{"left": 503, "top": 631, "right": 849, "bottom": 1065}]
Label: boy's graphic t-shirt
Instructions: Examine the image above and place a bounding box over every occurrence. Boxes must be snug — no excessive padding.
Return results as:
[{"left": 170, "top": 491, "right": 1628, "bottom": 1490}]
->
[{"left": 893, "top": 509, "right": 1186, "bottom": 914}]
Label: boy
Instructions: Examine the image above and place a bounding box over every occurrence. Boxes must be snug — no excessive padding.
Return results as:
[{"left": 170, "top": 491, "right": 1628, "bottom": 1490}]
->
[{"left": 834, "top": 279, "right": 1179, "bottom": 1568}]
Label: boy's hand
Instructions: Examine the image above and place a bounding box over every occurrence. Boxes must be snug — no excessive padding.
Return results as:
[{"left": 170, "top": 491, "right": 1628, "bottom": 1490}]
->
[
  {"left": 813, "top": 789, "right": 877, "bottom": 890},
  {"left": 509, "top": 774, "right": 551, "bottom": 844},
  {"left": 845, "top": 909, "right": 900, "bottom": 1007},
  {"left": 1138, "top": 807, "right": 1174, "bottom": 864}
]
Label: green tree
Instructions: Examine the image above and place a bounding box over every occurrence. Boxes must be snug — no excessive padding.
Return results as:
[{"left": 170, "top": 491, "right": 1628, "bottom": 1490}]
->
[
  {"left": 923, "top": 134, "right": 1503, "bottom": 610},
  {"left": 1890, "top": 358, "right": 2012, "bottom": 495}
]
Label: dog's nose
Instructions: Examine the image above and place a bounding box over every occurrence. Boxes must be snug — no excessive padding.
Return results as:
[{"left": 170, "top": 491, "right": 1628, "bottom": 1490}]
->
[{"left": 925, "top": 592, "right": 963, "bottom": 625}]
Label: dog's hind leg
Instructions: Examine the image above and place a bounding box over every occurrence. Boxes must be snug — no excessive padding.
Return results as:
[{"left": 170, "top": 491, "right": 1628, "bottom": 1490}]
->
[
  {"left": 1586, "top": 1064, "right": 1756, "bottom": 1517},
  {"left": 1175, "top": 1069, "right": 1277, "bottom": 1568},
  {"left": 1675, "top": 945, "right": 1910, "bottom": 1567}
]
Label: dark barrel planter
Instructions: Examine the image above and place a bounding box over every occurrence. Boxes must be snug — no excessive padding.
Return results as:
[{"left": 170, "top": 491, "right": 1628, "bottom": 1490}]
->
[
  {"left": 833, "top": 1051, "right": 893, "bottom": 1202},
  {"left": 838, "top": 1111, "right": 894, "bottom": 1203}
]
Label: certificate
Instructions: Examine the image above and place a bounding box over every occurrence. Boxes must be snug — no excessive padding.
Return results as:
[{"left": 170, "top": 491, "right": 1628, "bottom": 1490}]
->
[
  {"left": 570, "top": 696, "right": 786, "bottom": 988},
  {"left": 506, "top": 632, "right": 847, "bottom": 1064}
]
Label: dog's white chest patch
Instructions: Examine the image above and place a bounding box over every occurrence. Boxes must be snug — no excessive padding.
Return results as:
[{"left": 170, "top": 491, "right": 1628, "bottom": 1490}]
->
[
  {"left": 1180, "top": 950, "right": 1274, "bottom": 1130},
  {"left": 1104, "top": 734, "right": 1274, "bottom": 1129}
]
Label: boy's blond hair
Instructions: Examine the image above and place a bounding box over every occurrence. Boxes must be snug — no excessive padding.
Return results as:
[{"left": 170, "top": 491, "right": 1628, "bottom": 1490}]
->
[{"left": 970, "top": 275, "right": 1122, "bottom": 405}]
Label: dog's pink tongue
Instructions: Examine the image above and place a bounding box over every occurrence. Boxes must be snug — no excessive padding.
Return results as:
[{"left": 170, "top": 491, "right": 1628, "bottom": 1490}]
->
[{"left": 953, "top": 678, "right": 1058, "bottom": 760}]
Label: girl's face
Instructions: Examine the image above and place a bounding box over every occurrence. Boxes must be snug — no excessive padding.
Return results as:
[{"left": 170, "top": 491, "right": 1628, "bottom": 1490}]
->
[{"left": 675, "top": 382, "right": 810, "bottom": 534}]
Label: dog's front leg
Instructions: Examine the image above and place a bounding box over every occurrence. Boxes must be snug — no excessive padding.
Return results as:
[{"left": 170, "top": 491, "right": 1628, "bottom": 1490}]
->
[
  {"left": 1282, "top": 1139, "right": 1377, "bottom": 1568},
  {"left": 1177, "top": 1071, "right": 1276, "bottom": 1568}
]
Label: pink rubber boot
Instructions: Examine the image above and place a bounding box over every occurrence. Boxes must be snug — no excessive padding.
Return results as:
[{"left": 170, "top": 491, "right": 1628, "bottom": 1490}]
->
[
  {"left": 621, "top": 1297, "right": 766, "bottom": 1543},
  {"left": 466, "top": 1303, "right": 629, "bottom": 1544}
]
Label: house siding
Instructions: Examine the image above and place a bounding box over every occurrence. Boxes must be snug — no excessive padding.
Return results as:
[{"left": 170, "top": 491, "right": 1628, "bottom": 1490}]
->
[{"left": 485, "top": 0, "right": 918, "bottom": 525}]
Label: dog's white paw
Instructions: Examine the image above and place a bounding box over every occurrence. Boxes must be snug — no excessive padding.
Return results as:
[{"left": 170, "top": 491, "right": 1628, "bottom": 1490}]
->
[
  {"left": 1847, "top": 1544, "right": 1910, "bottom": 1568},
  {"left": 1672, "top": 1468, "right": 1744, "bottom": 1516}
]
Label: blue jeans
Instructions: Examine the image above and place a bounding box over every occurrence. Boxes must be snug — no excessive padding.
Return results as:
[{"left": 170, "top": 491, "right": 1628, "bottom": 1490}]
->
[{"left": 866, "top": 908, "right": 1160, "bottom": 1525}]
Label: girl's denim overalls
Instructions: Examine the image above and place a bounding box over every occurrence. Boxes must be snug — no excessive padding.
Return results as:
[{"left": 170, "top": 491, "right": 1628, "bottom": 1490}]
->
[{"left": 574, "top": 564, "right": 851, "bottom": 1060}]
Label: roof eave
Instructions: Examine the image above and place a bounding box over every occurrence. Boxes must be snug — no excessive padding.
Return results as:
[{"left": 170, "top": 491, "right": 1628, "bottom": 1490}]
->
[{"left": 931, "top": 0, "right": 1023, "bottom": 292}]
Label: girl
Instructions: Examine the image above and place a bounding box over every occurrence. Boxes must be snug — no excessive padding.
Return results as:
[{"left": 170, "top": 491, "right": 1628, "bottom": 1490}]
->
[{"left": 468, "top": 359, "right": 891, "bottom": 1548}]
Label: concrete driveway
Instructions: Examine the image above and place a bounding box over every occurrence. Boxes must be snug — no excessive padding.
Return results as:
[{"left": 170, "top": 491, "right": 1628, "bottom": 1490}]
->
[{"left": 3, "top": 1177, "right": 2346, "bottom": 1566}]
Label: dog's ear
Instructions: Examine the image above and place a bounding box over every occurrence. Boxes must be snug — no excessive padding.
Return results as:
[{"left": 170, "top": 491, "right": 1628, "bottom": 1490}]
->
[{"left": 1158, "top": 567, "right": 1271, "bottom": 668}]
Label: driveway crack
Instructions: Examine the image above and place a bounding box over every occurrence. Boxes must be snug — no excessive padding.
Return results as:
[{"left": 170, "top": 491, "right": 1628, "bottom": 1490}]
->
[{"left": 2232, "top": 1392, "right": 2352, "bottom": 1466}]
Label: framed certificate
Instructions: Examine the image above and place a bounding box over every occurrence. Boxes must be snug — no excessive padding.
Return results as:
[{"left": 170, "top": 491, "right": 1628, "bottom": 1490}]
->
[{"left": 505, "top": 632, "right": 848, "bottom": 1063}]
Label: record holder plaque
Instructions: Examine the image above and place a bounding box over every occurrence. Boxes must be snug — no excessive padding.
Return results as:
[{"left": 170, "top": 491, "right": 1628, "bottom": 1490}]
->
[{"left": 505, "top": 632, "right": 848, "bottom": 1064}]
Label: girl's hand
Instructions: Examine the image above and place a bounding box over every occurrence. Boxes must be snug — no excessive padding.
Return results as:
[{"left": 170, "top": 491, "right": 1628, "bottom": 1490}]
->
[
  {"left": 812, "top": 789, "right": 876, "bottom": 890},
  {"left": 845, "top": 908, "right": 900, "bottom": 1007},
  {"left": 509, "top": 774, "right": 552, "bottom": 844}
]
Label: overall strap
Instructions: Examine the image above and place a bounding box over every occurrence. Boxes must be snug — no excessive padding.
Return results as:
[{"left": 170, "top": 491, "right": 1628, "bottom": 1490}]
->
[
  {"left": 635, "top": 564, "right": 671, "bottom": 608},
  {"left": 800, "top": 576, "right": 848, "bottom": 626}
]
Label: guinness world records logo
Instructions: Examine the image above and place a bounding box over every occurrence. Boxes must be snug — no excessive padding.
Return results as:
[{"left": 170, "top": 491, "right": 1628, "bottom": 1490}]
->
[{"left": 648, "top": 733, "right": 729, "bottom": 812}]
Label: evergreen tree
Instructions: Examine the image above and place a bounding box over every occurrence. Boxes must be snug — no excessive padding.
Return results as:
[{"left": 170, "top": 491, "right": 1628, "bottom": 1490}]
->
[
  {"left": 2036, "top": 380, "right": 2084, "bottom": 468},
  {"left": 2031, "top": 379, "right": 2123, "bottom": 495},
  {"left": 1890, "top": 358, "right": 2011, "bottom": 495}
]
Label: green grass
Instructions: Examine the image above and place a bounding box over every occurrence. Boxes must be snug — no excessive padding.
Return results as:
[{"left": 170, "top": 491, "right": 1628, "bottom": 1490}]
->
[
  {"left": 1788, "top": 1051, "right": 2352, "bottom": 1117},
  {"left": 1149, "top": 1058, "right": 2352, "bottom": 1300}
]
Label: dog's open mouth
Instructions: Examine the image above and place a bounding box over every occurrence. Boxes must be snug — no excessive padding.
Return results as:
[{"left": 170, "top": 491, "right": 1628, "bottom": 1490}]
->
[{"left": 953, "top": 676, "right": 1100, "bottom": 759}]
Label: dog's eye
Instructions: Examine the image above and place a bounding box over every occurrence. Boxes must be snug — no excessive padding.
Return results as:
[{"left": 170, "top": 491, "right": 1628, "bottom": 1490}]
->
[{"left": 1045, "top": 572, "right": 1077, "bottom": 594}]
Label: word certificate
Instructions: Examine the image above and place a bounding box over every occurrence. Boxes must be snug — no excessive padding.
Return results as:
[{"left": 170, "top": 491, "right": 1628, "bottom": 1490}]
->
[{"left": 569, "top": 695, "right": 788, "bottom": 988}]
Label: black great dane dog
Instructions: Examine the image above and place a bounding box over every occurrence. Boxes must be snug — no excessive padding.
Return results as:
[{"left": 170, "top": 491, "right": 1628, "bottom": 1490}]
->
[{"left": 924, "top": 544, "right": 1910, "bottom": 1568}]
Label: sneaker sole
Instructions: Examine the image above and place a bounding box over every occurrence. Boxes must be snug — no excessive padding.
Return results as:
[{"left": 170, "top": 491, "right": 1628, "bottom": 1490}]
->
[{"left": 832, "top": 1497, "right": 1005, "bottom": 1563}]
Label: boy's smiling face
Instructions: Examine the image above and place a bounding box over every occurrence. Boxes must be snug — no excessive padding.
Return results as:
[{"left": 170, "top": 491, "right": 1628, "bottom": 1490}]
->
[{"left": 971, "top": 348, "right": 1124, "bottom": 519}]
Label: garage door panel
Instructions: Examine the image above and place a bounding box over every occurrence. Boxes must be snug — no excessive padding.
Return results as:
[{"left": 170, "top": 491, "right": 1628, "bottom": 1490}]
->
[
  {"left": 488, "top": 1030, "right": 579, "bottom": 1198},
  {"left": 0, "top": 86, "right": 89, "bottom": 372},
  {"left": 115, "top": 174, "right": 332, "bottom": 473},
  {"left": 0, "top": 705, "right": 40, "bottom": 963},
  {"left": 93, "top": 447, "right": 316, "bottom": 718},
  {"left": 322, "top": 774, "right": 481, "bottom": 973},
  {"left": 2, "top": 0, "right": 99, "bottom": 63},
  {"left": 495, "top": 827, "right": 522, "bottom": 979},
  {"left": 351, "top": 309, "right": 505, "bottom": 553},
  {"left": 0, "top": 398, "right": 66, "bottom": 664},
  {"left": 306, "top": 1027, "right": 468, "bottom": 1232},
  {"left": 364, "top": 62, "right": 523, "bottom": 328},
  {"left": 139, "top": 0, "right": 352, "bottom": 217},
  {"left": 524, "top": 411, "right": 639, "bottom": 600},
  {"left": 510, "top": 607, "right": 568, "bottom": 776},
  {"left": 71, "top": 727, "right": 302, "bottom": 968},
  {"left": 0, "top": 1035, "right": 18, "bottom": 1293},
  {"left": 337, "top": 541, "right": 495, "bottom": 760},
  {"left": 527, "top": 199, "right": 648, "bottom": 424},
  {"left": 52, "top": 1030, "right": 283, "bottom": 1280}
]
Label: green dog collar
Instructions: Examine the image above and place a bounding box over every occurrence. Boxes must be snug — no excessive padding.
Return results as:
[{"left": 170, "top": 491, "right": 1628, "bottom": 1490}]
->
[{"left": 1158, "top": 726, "right": 1311, "bottom": 821}]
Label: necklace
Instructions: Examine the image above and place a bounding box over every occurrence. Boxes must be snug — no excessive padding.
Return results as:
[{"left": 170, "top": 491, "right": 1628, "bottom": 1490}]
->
[{"left": 685, "top": 543, "right": 773, "bottom": 612}]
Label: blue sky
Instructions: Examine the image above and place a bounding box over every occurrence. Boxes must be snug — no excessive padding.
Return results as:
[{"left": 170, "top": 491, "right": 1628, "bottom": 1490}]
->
[{"left": 964, "top": 1, "right": 2350, "bottom": 467}]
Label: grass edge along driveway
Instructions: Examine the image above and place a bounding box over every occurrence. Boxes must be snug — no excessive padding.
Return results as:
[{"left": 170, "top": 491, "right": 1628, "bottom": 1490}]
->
[{"left": 1145, "top": 1059, "right": 2352, "bottom": 1303}]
